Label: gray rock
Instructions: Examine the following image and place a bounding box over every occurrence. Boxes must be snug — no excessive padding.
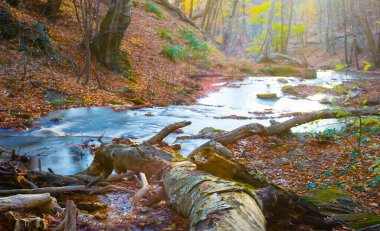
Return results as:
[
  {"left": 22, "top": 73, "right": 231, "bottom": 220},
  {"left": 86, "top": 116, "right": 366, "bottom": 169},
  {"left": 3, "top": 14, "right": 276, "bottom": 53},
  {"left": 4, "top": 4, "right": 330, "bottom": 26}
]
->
[{"left": 277, "top": 78, "right": 289, "bottom": 83}]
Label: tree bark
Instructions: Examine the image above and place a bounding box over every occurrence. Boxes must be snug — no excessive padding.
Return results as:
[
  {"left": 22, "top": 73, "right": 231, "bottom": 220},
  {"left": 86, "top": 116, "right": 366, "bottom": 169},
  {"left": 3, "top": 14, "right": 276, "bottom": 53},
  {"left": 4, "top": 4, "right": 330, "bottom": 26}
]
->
[{"left": 90, "top": 0, "right": 131, "bottom": 70}]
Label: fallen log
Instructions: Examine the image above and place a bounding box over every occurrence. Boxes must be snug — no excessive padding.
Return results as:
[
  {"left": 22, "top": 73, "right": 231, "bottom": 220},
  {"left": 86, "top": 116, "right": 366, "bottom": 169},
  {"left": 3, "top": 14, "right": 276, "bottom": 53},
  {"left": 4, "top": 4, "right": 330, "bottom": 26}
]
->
[
  {"left": 155, "top": 0, "right": 198, "bottom": 28},
  {"left": 189, "top": 107, "right": 380, "bottom": 157},
  {"left": 0, "top": 193, "right": 62, "bottom": 214},
  {"left": 0, "top": 185, "right": 135, "bottom": 196}
]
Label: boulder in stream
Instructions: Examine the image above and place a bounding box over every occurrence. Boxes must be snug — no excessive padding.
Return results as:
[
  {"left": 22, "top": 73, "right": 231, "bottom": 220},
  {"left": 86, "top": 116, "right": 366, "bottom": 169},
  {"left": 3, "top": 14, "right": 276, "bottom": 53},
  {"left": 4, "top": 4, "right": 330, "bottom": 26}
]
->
[
  {"left": 277, "top": 78, "right": 289, "bottom": 83},
  {"left": 198, "top": 127, "right": 226, "bottom": 136},
  {"left": 256, "top": 93, "right": 278, "bottom": 99}
]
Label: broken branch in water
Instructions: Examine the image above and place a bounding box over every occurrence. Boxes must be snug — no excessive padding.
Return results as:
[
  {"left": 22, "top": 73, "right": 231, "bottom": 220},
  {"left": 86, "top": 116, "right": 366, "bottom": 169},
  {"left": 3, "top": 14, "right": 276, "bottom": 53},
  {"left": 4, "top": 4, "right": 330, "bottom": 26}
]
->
[{"left": 145, "top": 121, "right": 191, "bottom": 145}]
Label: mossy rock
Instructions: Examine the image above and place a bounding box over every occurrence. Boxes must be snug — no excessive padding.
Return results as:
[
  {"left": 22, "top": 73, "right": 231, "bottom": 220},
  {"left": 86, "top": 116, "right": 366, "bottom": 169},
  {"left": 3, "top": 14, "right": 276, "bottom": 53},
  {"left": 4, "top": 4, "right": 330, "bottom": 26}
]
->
[
  {"left": 305, "top": 188, "right": 355, "bottom": 214},
  {"left": 334, "top": 213, "right": 380, "bottom": 229},
  {"left": 281, "top": 85, "right": 299, "bottom": 96},
  {"left": 261, "top": 66, "right": 301, "bottom": 77},
  {"left": 306, "top": 188, "right": 352, "bottom": 205},
  {"left": 198, "top": 127, "right": 226, "bottom": 136},
  {"left": 257, "top": 93, "right": 278, "bottom": 99},
  {"left": 277, "top": 78, "right": 289, "bottom": 83},
  {"left": 109, "top": 100, "right": 124, "bottom": 105},
  {"left": 302, "top": 68, "right": 317, "bottom": 79},
  {"left": 126, "top": 98, "right": 146, "bottom": 105}
]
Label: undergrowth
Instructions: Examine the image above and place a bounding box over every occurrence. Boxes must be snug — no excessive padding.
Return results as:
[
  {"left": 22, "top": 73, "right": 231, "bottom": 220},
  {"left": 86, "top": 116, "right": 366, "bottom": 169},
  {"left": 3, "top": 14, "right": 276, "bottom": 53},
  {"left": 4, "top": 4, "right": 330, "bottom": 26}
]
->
[
  {"left": 156, "top": 28, "right": 173, "bottom": 41},
  {"left": 144, "top": 2, "right": 164, "bottom": 19},
  {"left": 160, "top": 28, "right": 212, "bottom": 63},
  {"left": 162, "top": 45, "right": 188, "bottom": 62}
]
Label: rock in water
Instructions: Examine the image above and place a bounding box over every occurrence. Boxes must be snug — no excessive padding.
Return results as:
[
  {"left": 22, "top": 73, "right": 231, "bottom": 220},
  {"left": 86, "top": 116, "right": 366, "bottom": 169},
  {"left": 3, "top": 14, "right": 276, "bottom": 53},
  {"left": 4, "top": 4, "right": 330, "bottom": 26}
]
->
[{"left": 256, "top": 93, "right": 278, "bottom": 99}]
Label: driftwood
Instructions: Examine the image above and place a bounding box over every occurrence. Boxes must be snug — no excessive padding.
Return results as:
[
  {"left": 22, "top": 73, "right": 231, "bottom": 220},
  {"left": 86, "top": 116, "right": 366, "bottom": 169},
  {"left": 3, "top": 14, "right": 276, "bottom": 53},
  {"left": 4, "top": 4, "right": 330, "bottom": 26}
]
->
[{"left": 0, "top": 193, "right": 62, "bottom": 214}]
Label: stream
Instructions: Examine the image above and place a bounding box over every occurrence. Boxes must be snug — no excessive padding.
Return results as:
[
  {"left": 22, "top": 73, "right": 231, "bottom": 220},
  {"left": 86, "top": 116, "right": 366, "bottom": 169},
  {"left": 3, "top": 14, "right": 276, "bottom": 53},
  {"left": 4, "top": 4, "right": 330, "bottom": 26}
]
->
[{"left": 0, "top": 71, "right": 370, "bottom": 175}]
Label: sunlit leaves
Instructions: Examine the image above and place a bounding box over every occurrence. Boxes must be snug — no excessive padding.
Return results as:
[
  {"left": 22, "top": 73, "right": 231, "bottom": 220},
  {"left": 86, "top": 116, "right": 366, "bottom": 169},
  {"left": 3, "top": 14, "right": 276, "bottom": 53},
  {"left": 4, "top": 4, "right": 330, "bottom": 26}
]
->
[
  {"left": 363, "top": 61, "right": 372, "bottom": 72},
  {"left": 247, "top": 1, "right": 270, "bottom": 24}
]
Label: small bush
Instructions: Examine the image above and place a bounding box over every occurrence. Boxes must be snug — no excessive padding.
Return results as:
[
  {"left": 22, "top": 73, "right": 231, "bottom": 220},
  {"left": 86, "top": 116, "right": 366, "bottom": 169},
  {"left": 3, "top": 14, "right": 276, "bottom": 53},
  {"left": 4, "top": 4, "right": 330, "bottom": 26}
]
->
[
  {"left": 180, "top": 29, "right": 210, "bottom": 52},
  {"left": 162, "top": 45, "right": 188, "bottom": 62},
  {"left": 156, "top": 28, "right": 173, "bottom": 41},
  {"left": 144, "top": 2, "right": 164, "bottom": 19}
]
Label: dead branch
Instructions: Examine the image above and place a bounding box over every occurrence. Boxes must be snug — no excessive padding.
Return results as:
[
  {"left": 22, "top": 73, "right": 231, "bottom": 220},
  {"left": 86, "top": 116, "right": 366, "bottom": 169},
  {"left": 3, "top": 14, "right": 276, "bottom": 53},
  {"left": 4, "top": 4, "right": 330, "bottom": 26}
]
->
[
  {"left": 145, "top": 121, "right": 191, "bottom": 145},
  {"left": 55, "top": 200, "right": 76, "bottom": 231},
  {"left": 0, "top": 193, "right": 62, "bottom": 214},
  {"left": 189, "top": 107, "right": 380, "bottom": 157},
  {"left": 156, "top": 0, "right": 198, "bottom": 28}
]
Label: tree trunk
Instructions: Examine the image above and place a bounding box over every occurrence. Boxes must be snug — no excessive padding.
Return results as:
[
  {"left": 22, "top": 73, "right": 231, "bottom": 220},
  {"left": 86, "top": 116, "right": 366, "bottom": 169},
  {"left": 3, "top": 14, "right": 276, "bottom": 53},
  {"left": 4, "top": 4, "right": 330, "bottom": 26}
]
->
[
  {"left": 90, "top": 0, "right": 131, "bottom": 70},
  {"left": 43, "top": 0, "right": 63, "bottom": 20},
  {"left": 284, "top": 0, "right": 293, "bottom": 53},
  {"left": 358, "top": 1, "right": 380, "bottom": 67},
  {"left": 221, "top": 0, "right": 238, "bottom": 54},
  {"left": 82, "top": 108, "right": 379, "bottom": 230},
  {"left": 258, "top": 0, "right": 278, "bottom": 61}
]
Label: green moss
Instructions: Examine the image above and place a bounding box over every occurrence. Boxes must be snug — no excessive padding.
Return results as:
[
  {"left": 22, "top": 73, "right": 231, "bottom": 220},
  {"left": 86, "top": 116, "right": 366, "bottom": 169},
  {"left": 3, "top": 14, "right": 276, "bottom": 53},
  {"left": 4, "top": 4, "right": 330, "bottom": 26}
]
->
[
  {"left": 305, "top": 188, "right": 352, "bottom": 205},
  {"left": 109, "top": 100, "right": 124, "bottom": 105},
  {"left": 261, "top": 66, "right": 301, "bottom": 77},
  {"left": 335, "top": 213, "right": 380, "bottom": 229},
  {"left": 126, "top": 98, "right": 146, "bottom": 105}
]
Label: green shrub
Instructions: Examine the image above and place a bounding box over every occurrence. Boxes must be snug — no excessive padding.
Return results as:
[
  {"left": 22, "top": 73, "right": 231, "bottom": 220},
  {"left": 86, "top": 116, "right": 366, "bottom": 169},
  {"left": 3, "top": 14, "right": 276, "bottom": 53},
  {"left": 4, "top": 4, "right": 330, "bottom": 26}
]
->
[
  {"left": 162, "top": 45, "right": 188, "bottom": 62},
  {"left": 180, "top": 29, "right": 210, "bottom": 52},
  {"left": 156, "top": 28, "right": 173, "bottom": 41},
  {"left": 144, "top": 2, "right": 164, "bottom": 19}
]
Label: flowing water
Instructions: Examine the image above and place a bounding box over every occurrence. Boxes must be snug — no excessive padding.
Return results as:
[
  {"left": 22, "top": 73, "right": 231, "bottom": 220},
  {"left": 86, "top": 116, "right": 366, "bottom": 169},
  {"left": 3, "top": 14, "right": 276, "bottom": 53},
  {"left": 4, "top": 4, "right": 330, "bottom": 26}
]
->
[{"left": 0, "top": 71, "right": 370, "bottom": 175}]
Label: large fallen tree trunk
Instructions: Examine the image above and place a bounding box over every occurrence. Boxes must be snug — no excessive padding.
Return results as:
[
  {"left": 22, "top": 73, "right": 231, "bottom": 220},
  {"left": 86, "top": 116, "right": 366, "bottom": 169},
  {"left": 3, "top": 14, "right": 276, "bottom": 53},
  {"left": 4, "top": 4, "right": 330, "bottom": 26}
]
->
[
  {"left": 80, "top": 106, "right": 380, "bottom": 230},
  {"left": 0, "top": 193, "right": 62, "bottom": 214}
]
